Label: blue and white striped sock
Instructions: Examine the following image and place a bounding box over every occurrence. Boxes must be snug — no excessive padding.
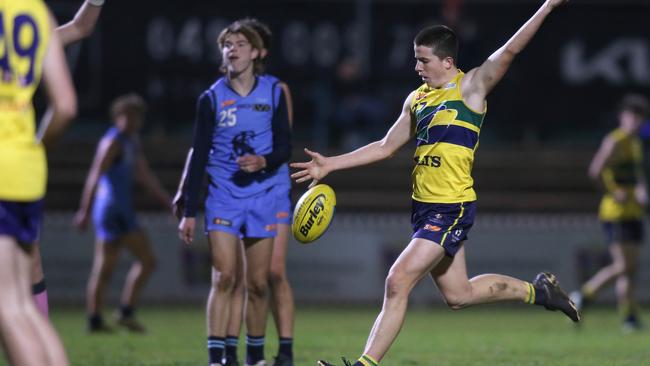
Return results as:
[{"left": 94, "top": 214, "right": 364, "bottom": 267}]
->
[
  {"left": 207, "top": 336, "right": 225, "bottom": 365},
  {"left": 225, "top": 335, "right": 239, "bottom": 361},
  {"left": 246, "top": 334, "right": 265, "bottom": 364}
]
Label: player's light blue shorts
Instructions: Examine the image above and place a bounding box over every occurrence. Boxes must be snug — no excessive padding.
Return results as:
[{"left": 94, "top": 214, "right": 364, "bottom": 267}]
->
[
  {"left": 411, "top": 200, "right": 476, "bottom": 257},
  {"left": 92, "top": 201, "right": 139, "bottom": 242},
  {"left": 0, "top": 200, "right": 43, "bottom": 245},
  {"left": 275, "top": 183, "right": 292, "bottom": 225},
  {"left": 205, "top": 188, "right": 277, "bottom": 238}
]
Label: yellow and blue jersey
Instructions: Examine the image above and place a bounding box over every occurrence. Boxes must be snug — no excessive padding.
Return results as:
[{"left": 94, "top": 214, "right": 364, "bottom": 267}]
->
[
  {"left": 0, "top": 0, "right": 51, "bottom": 201},
  {"left": 410, "top": 72, "right": 485, "bottom": 204},
  {"left": 598, "top": 128, "right": 644, "bottom": 221}
]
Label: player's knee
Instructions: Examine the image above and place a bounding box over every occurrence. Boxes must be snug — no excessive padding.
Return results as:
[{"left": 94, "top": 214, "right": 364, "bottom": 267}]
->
[
  {"left": 385, "top": 271, "right": 409, "bottom": 299},
  {"left": 212, "top": 270, "right": 237, "bottom": 292},
  {"left": 248, "top": 276, "right": 270, "bottom": 299},
  {"left": 269, "top": 266, "right": 287, "bottom": 286}
]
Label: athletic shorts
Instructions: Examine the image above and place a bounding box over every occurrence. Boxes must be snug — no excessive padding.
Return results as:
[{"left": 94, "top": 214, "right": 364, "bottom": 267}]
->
[
  {"left": 411, "top": 200, "right": 476, "bottom": 257},
  {"left": 205, "top": 188, "right": 277, "bottom": 238},
  {"left": 0, "top": 200, "right": 43, "bottom": 244},
  {"left": 601, "top": 220, "right": 643, "bottom": 245},
  {"left": 92, "top": 202, "right": 139, "bottom": 242},
  {"left": 275, "top": 184, "right": 292, "bottom": 225}
]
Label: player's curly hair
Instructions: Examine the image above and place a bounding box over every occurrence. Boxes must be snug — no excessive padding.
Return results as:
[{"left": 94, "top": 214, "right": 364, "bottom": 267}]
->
[
  {"left": 110, "top": 93, "right": 147, "bottom": 120},
  {"left": 414, "top": 25, "right": 458, "bottom": 64},
  {"left": 217, "top": 21, "right": 265, "bottom": 75}
]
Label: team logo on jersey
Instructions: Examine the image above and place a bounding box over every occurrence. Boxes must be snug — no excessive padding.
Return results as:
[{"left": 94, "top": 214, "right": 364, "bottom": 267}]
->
[
  {"left": 414, "top": 155, "right": 442, "bottom": 167},
  {"left": 253, "top": 104, "right": 271, "bottom": 112},
  {"left": 231, "top": 131, "right": 256, "bottom": 159},
  {"left": 415, "top": 92, "right": 428, "bottom": 101},
  {"left": 221, "top": 99, "right": 236, "bottom": 108}
]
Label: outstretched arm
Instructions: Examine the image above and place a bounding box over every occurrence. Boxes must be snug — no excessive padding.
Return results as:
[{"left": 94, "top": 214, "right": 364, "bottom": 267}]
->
[
  {"left": 291, "top": 92, "right": 416, "bottom": 187},
  {"left": 56, "top": 0, "right": 104, "bottom": 46},
  {"left": 462, "top": 0, "right": 567, "bottom": 109},
  {"left": 38, "top": 13, "right": 77, "bottom": 146}
]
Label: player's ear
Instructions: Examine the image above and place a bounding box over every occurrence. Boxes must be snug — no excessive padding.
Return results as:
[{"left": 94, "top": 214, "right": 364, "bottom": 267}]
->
[
  {"left": 251, "top": 47, "right": 260, "bottom": 60},
  {"left": 443, "top": 56, "right": 454, "bottom": 69}
]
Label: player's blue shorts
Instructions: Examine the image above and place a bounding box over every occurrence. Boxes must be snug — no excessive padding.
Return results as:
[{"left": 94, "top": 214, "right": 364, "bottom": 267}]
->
[
  {"left": 92, "top": 201, "right": 139, "bottom": 242},
  {"left": 205, "top": 188, "right": 277, "bottom": 238},
  {"left": 411, "top": 200, "right": 476, "bottom": 257},
  {"left": 601, "top": 220, "right": 643, "bottom": 245},
  {"left": 0, "top": 200, "right": 43, "bottom": 245},
  {"left": 275, "top": 184, "right": 292, "bottom": 225}
]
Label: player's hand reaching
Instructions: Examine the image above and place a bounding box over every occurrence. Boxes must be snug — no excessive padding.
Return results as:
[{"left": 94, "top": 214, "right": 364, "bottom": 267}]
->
[
  {"left": 290, "top": 148, "right": 330, "bottom": 188},
  {"left": 178, "top": 217, "right": 196, "bottom": 245},
  {"left": 237, "top": 155, "right": 266, "bottom": 173}
]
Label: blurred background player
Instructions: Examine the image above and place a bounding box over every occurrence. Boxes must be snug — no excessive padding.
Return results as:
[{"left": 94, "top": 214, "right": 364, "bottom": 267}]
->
[
  {"left": 177, "top": 20, "right": 291, "bottom": 366},
  {"left": 73, "top": 93, "right": 171, "bottom": 333},
  {"left": 570, "top": 94, "right": 649, "bottom": 332},
  {"left": 291, "top": 1, "right": 578, "bottom": 365},
  {"left": 0, "top": 0, "right": 77, "bottom": 364},
  {"left": 31, "top": 0, "right": 105, "bottom": 318}
]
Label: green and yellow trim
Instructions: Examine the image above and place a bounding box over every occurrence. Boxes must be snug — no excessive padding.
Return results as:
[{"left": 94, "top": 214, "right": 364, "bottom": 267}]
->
[
  {"left": 525, "top": 282, "right": 536, "bottom": 304},
  {"left": 440, "top": 203, "right": 465, "bottom": 247},
  {"left": 359, "top": 354, "right": 379, "bottom": 366}
]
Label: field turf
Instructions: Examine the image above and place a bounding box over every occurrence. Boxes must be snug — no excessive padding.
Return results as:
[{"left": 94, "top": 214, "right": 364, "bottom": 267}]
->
[{"left": 3, "top": 305, "right": 648, "bottom": 365}]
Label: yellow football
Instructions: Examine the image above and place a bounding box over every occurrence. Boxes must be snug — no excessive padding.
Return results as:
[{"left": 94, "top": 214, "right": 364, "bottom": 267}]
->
[{"left": 291, "top": 184, "right": 336, "bottom": 244}]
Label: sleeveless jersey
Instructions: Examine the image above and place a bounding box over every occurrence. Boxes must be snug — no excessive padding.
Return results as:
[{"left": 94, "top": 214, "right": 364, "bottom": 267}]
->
[
  {"left": 94, "top": 128, "right": 137, "bottom": 210},
  {"left": 410, "top": 72, "right": 485, "bottom": 203},
  {"left": 206, "top": 76, "right": 283, "bottom": 198},
  {"left": 598, "top": 128, "right": 644, "bottom": 221},
  {"left": 0, "top": 0, "right": 51, "bottom": 201}
]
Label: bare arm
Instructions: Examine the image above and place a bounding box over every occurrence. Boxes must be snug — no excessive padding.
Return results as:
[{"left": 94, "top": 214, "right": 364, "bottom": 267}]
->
[
  {"left": 588, "top": 136, "right": 616, "bottom": 183},
  {"left": 291, "top": 92, "right": 416, "bottom": 187},
  {"left": 279, "top": 82, "right": 294, "bottom": 127},
  {"left": 136, "top": 155, "right": 172, "bottom": 209},
  {"left": 56, "top": 0, "right": 103, "bottom": 46},
  {"left": 73, "top": 137, "right": 120, "bottom": 230},
  {"left": 462, "top": 0, "right": 567, "bottom": 110},
  {"left": 172, "top": 148, "right": 193, "bottom": 220},
  {"left": 38, "top": 13, "right": 77, "bottom": 146}
]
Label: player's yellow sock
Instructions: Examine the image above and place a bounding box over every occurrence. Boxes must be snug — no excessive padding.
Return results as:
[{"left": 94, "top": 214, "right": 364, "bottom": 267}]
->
[
  {"left": 357, "top": 354, "right": 379, "bottom": 366},
  {"left": 525, "top": 282, "right": 536, "bottom": 304}
]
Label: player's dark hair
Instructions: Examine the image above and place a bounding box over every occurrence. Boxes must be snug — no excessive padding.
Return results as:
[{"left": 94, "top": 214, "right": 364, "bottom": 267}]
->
[
  {"left": 110, "top": 93, "right": 147, "bottom": 120},
  {"left": 414, "top": 25, "right": 458, "bottom": 63},
  {"left": 240, "top": 17, "right": 272, "bottom": 54},
  {"left": 618, "top": 94, "right": 649, "bottom": 118},
  {"left": 218, "top": 21, "right": 265, "bottom": 75}
]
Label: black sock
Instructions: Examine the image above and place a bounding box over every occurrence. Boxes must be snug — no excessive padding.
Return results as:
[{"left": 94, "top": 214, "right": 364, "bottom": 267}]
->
[
  {"left": 246, "top": 334, "right": 265, "bottom": 364},
  {"left": 208, "top": 336, "right": 225, "bottom": 365},
  {"left": 32, "top": 279, "right": 47, "bottom": 295},
  {"left": 533, "top": 284, "right": 548, "bottom": 306},
  {"left": 278, "top": 337, "right": 293, "bottom": 358},
  {"left": 88, "top": 313, "right": 104, "bottom": 329},
  {"left": 225, "top": 335, "right": 239, "bottom": 360},
  {"left": 120, "top": 304, "right": 134, "bottom": 319}
]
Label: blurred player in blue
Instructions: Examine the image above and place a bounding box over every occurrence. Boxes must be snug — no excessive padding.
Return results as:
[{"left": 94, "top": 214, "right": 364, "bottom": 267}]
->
[
  {"left": 0, "top": 0, "right": 77, "bottom": 364},
  {"left": 292, "top": 1, "right": 577, "bottom": 365},
  {"left": 177, "top": 20, "right": 291, "bottom": 366},
  {"left": 570, "top": 94, "right": 649, "bottom": 332},
  {"left": 73, "top": 93, "right": 171, "bottom": 333},
  {"left": 31, "top": 0, "right": 105, "bottom": 318}
]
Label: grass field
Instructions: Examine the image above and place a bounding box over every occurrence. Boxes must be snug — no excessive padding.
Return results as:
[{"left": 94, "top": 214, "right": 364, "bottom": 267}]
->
[{"left": 3, "top": 305, "right": 649, "bottom": 366}]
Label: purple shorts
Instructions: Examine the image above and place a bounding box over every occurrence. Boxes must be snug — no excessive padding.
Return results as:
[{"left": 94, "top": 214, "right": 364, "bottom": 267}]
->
[{"left": 0, "top": 200, "right": 43, "bottom": 244}]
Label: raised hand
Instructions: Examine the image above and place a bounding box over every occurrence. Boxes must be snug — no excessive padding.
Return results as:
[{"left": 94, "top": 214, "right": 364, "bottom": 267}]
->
[{"left": 290, "top": 148, "right": 329, "bottom": 188}]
